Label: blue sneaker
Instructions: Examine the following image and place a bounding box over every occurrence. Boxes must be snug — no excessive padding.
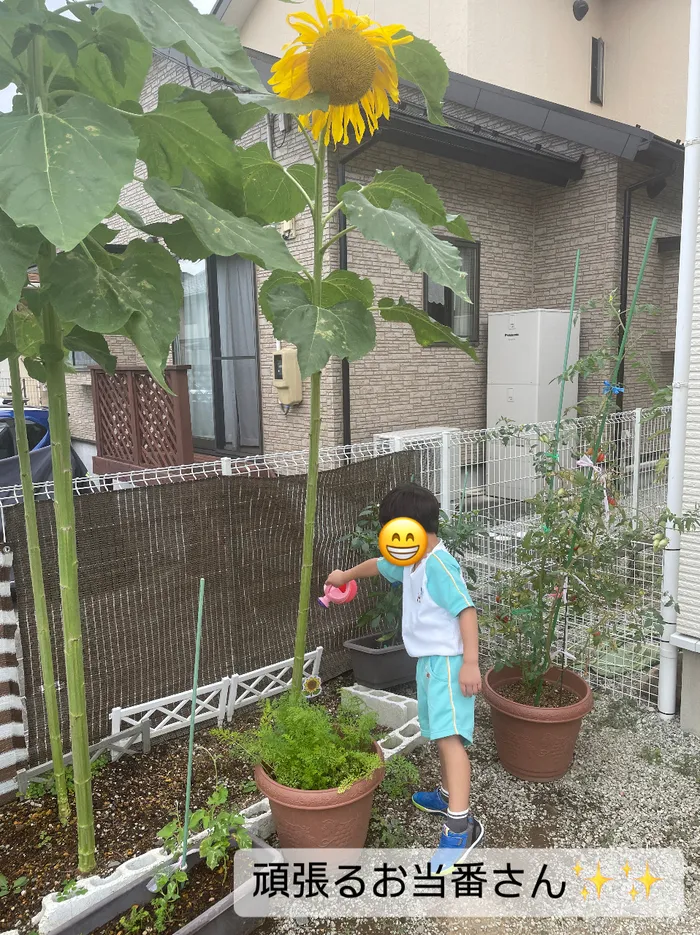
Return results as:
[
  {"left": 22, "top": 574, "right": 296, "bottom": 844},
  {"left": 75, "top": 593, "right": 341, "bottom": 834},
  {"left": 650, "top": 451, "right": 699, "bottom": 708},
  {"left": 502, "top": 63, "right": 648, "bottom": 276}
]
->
[
  {"left": 412, "top": 786, "right": 449, "bottom": 816},
  {"left": 428, "top": 815, "right": 485, "bottom": 876}
]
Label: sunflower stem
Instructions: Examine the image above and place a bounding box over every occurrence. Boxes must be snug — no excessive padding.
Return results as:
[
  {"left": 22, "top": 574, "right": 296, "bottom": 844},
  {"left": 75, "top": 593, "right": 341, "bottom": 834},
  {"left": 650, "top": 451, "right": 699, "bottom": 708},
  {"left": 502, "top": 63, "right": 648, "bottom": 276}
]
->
[
  {"left": 321, "top": 226, "right": 357, "bottom": 255},
  {"left": 7, "top": 312, "right": 70, "bottom": 825},
  {"left": 291, "top": 135, "right": 327, "bottom": 700}
]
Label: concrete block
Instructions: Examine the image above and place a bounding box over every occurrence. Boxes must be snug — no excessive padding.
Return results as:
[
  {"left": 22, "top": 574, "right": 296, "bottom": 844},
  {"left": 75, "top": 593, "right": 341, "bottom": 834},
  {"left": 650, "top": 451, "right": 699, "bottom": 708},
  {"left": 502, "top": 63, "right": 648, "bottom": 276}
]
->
[
  {"left": 341, "top": 684, "right": 417, "bottom": 729},
  {"left": 378, "top": 718, "right": 427, "bottom": 760},
  {"left": 680, "top": 649, "right": 700, "bottom": 738},
  {"left": 241, "top": 797, "right": 275, "bottom": 840},
  {"left": 34, "top": 845, "right": 171, "bottom": 933}
]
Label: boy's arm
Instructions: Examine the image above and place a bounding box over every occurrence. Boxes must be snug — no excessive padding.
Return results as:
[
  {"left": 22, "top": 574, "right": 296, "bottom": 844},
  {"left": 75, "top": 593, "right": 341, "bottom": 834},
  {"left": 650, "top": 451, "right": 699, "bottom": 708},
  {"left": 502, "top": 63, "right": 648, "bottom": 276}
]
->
[
  {"left": 458, "top": 606, "right": 481, "bottom": 697},
  {"left": 326, "top": 559, "right": 380, "bottom": 588}
]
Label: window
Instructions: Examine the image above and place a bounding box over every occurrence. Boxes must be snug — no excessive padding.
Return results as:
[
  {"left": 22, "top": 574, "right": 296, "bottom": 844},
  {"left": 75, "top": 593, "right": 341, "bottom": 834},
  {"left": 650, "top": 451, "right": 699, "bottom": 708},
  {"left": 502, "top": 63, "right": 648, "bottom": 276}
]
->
[
  {"left": 591, "top": 37, "right": 604, "bottom": 105},
  {"left": 423, "top": 241, "right": 480, "bottom": 343},
  {"left": 70, "top": 351, "right": 94, "bottom": 370}
]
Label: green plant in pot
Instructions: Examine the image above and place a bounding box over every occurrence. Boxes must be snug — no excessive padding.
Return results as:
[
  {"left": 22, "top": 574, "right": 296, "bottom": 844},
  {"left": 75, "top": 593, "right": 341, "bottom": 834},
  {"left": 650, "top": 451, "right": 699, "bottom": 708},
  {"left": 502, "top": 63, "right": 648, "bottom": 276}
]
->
[
  {"left": 342, "top": 504, "right": 478, "bottom": 690},
  {"left": 480, "top": 232, "right": 672, "bottom": 781}
]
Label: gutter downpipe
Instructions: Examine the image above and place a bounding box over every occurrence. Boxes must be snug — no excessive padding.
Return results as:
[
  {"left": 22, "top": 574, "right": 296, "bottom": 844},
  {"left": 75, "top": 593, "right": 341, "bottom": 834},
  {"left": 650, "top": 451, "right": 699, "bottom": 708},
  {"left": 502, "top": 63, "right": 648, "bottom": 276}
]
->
[
  {"left": 336, "top": 137, "right": 381, "bottom": 448},
  {"left": 657, "top": 0, "right": 700, "bottom": 718}
]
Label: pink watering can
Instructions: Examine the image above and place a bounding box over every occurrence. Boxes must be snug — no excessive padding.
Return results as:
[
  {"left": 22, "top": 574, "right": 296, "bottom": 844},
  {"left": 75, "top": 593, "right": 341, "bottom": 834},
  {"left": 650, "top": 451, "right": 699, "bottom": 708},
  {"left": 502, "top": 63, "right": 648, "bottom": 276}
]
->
[{"left": 318, "top": 580, "right": 358, "bottom": 607}]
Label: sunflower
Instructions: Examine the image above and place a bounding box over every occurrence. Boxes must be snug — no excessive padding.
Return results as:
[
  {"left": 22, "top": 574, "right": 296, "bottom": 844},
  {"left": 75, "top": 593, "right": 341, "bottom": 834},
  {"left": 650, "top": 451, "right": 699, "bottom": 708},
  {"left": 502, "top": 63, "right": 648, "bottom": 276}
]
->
[
  {"left": 269, "top": 0, "right": 412, "bottom": 146},
  {"left": 302, "top": 675, "right": 322, "bottom": 698}
]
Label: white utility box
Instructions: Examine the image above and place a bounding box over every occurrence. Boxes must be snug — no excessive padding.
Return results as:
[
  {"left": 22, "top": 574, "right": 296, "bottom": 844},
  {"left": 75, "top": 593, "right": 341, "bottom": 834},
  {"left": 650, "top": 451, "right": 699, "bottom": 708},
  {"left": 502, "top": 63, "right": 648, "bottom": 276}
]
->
[{"left": 487, "top": 309, "right": 580, "bottom": 501}]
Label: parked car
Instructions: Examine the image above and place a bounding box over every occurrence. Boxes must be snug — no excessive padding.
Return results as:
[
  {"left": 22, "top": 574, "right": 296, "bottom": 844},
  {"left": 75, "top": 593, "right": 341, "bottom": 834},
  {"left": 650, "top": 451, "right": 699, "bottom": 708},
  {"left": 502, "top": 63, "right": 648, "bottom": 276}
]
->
[{"left": 0, "top": 407, "right": 50, "bottom": 460}]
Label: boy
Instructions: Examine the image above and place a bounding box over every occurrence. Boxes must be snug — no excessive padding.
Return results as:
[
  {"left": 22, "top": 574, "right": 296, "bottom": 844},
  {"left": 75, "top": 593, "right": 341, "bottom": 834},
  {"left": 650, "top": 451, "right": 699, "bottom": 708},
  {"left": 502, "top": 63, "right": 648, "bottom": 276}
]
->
[{"left": 326, "top": 482, "right": 484, "bottom": 872}]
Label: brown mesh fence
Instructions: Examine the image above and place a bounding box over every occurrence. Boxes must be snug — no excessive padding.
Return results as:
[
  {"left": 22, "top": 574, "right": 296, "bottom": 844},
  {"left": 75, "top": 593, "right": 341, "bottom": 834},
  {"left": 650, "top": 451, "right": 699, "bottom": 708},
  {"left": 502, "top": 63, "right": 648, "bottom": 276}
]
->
[{"left": 7, "top": 450, "right": 420, "bottom": 766}]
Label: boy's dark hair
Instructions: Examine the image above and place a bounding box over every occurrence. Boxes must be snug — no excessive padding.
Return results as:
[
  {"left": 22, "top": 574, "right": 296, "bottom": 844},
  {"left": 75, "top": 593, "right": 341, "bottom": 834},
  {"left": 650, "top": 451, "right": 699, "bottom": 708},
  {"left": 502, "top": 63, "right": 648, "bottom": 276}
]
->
[{"left": 379, "top": 483, "right": 440, "bottom": 534}]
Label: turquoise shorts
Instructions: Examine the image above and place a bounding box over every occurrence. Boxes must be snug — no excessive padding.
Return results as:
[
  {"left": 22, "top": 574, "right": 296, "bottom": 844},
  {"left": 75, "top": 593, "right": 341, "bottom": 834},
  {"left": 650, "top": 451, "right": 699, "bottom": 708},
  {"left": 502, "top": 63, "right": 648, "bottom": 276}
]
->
[{"left": 416, "top": 655, "right": 475, "bottom": 745}]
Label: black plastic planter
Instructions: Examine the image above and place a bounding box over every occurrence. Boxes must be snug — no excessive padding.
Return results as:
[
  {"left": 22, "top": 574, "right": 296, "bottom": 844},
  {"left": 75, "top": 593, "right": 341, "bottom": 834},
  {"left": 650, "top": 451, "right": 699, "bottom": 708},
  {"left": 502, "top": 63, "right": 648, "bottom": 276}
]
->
[
  {"left": 344, "top": 634, "right": 416, "bottom": 689},
  {"left": 49, "top": 835, "right": 275, "bottom": 935}
]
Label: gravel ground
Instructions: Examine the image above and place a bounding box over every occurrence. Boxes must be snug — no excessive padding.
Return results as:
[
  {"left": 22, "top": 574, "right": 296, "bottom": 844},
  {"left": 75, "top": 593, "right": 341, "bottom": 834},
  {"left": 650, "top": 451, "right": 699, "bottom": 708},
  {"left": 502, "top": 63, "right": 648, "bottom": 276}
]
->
[{"left": 259, "top": 690, "right": 700, "bottom": 935}]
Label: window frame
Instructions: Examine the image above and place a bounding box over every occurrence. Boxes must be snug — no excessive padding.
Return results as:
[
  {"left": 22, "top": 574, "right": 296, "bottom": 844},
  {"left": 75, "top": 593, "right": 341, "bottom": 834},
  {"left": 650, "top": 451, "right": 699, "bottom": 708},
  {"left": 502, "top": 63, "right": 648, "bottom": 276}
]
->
[
  {"left": 422, "top": 237, "right": 481, "bottom": 346},
  {"left": 590, "top": 37, "right": 605, "bottom": 106}
]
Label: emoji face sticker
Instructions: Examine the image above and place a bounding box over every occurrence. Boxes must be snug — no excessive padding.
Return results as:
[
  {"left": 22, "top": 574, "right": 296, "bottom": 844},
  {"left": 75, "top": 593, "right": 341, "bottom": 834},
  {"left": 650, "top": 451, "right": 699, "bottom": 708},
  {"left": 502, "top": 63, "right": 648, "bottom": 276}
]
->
[{"left": 378, "top": 517, "right": 428, "bottom": 566}]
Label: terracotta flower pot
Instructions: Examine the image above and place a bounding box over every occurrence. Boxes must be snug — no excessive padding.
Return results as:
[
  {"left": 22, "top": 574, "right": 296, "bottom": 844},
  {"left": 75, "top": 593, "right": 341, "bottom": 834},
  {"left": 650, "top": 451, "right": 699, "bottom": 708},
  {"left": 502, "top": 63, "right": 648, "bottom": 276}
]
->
[
  {"left": 482, "top": 666, "right": 593, "bottom": 781},
  {"left": 254, "top": 743, "right": 385, "bottom": 848}
]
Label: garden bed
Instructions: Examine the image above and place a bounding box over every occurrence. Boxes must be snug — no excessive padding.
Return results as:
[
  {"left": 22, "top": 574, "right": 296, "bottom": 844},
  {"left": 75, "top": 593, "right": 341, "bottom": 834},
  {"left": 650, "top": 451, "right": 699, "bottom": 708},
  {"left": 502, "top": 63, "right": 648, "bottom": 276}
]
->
[{"left": 0, "top": 675, "right": 359, "bottom": 935}]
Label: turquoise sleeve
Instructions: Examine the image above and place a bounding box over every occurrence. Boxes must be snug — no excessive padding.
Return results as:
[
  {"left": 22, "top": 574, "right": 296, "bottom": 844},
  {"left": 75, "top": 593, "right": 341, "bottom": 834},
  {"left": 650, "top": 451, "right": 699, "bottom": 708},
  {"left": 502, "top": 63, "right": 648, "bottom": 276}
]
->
[
  {"left": 377, "top": 557, "right": 404, "bottom": 585},
  {"left": 425, "top": 552, "right": 474, "bottom": 616}
]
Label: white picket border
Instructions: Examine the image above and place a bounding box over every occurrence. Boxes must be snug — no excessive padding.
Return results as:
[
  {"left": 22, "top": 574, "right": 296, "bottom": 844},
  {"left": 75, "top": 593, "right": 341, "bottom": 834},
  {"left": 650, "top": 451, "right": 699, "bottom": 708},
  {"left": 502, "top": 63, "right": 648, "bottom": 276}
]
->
[
  {"left": 109, "top": 647, "right": 324, "bottom": 742},
  {"left": 226, "top": 646, "right": 323, "bottom": 717}
]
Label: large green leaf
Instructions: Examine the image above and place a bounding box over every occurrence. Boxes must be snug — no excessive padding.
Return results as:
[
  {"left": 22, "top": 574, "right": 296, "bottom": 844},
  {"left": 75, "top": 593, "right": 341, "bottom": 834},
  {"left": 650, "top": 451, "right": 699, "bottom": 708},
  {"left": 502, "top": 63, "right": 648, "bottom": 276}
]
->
[
  {"left": 102, "top": 0, "right": 265, "bottom": 91},
  {"left": 343, "top": 167, "right": 472, "bottom": 240},
  {"left": 7, "top": 303, "right": 43, "bottom": 358},
  {"left": 131, "top": 99, "right": 242, "bottom": 208},
  {"left": 145, "top": 174, "right": 302, "bottom": 272},
  {"left": 235, "top": 90, "right": 329, "bottom": 116},
  {"left": 0, "top": 94, "right": 138, "bottom": 251},
  {"left": 40, "top": 8, "right": 153, "bottom": 108},
  {"left": 378, "top": 297, "right": 477, "bottom": 359},
  {"left": 143, "top": 219, "right": 211, "bottom": 262},
  {"left": 342, "top": 191, "right": 467, "bottom": 299},
  {"left": 238, "top": 142, "right": 310, "bottom": 223},
  {"left": 63, "top": 326, "right": 117, "bottom": 374},
  {"left": 395, "top": 33, "right": 449, "bottom": 127},
  {"left": 160, "top": 85, "right": 265, "bottom": 141},
  {"left": 261, "top": 280, "right": 376, "bottom": 378},
  {"left": 259, "top": 269, "right": 374, "bottom": 314},
  {"left": 0, "top": 210, "right": 42, "bottom": 330},
  {"left": 47, "top": 239, "right": 181, "bottom": 336}
]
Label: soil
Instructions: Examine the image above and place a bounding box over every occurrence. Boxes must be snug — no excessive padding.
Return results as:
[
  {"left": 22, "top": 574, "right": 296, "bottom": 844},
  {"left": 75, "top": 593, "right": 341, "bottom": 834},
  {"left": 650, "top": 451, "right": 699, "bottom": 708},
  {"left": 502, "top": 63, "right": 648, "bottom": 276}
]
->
[
  {"left": 495, "top": 679, "right": 580, "bottom": 708},
  {"left": 0, "top": 673, "right": 355, "bottom": 934},
  {"left": 91, "top": 859, "right": 234, "bottom": 935}
]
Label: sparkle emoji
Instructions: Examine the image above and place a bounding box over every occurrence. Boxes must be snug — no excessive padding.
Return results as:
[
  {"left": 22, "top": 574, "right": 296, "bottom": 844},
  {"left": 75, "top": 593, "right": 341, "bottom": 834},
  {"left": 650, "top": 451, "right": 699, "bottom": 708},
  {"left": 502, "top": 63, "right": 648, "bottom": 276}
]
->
[{"left": 378, "top": 517, "right": 428, "bottom": 566}]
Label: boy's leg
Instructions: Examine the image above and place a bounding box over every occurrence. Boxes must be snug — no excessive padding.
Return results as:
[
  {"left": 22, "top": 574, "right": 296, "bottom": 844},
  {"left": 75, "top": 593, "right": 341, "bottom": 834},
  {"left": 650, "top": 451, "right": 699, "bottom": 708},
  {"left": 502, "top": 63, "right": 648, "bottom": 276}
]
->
[{"left": 437, "top": 735, "right": 471, "bottom": 815}]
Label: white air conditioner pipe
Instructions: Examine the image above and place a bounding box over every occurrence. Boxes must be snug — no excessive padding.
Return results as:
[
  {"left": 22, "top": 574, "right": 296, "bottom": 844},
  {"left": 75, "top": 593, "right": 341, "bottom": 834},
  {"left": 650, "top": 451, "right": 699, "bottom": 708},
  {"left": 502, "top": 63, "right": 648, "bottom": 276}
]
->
[{"left": 657, "top": 0, "right": 700, "bottom": 717}]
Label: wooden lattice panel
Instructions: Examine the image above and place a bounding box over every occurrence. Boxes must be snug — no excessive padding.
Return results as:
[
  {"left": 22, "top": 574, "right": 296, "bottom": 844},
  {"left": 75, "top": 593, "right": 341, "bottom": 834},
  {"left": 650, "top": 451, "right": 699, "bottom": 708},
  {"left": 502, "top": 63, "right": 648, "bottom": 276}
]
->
[
  {"left": 94, "top": 372, "right": 133, "bottom": 462},
  {"left": 134, "top": 373, "right": 179, "bottom": 467}
]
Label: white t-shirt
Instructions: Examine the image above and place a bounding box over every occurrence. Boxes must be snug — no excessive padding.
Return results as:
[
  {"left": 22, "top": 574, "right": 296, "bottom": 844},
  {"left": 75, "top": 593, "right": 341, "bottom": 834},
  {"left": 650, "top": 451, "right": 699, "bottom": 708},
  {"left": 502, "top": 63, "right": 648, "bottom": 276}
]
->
[{"left": 377, "top": 541, "right": 474, "bottom": 658}]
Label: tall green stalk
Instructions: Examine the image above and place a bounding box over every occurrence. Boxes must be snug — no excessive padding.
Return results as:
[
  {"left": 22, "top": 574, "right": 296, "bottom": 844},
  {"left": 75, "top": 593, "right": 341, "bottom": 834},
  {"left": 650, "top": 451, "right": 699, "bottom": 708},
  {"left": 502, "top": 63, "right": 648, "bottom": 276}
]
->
[
  {"left": 41, "top": 295, "right": 95, "bottom": 871},
  {"left": 536, "top": 219, "right": 658, "bottom": 700},
  {"left": 290, "top": 137, "right": 327, "bottom": 699},
  {"left": 7, "top": 314, "right": 70, "bottom": 824}
]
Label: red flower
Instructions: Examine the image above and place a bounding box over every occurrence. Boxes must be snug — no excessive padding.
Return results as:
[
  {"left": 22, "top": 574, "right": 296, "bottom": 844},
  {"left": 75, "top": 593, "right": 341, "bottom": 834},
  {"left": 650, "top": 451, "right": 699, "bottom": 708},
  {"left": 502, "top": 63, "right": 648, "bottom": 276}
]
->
[
  {"left": 495, "top": 595, "right": 501, "bottom": 603},
  {"left": 608, "top": 496, "right": 616, "bottom": 506}
]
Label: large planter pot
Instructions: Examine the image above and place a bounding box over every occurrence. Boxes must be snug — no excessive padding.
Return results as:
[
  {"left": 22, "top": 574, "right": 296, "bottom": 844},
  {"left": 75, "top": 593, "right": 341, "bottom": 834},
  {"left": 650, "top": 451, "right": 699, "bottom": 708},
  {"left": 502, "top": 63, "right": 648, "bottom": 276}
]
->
[
  {"left": 255, "top": 743, "right": 385, "bottom": 848},
  {"left": 482, "top": 666, "right": 593, "bottom": 782},
  {"left": 344, "top": 633, "right": 416, "bottom": 689}
]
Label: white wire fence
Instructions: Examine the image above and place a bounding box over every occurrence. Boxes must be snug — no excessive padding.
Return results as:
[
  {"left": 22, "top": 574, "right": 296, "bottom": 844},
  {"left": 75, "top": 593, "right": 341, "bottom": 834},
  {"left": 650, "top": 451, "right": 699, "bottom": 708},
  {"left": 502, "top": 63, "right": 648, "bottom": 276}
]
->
[{"left": 4, "top": 407, "right": 670, "bottom": 709}]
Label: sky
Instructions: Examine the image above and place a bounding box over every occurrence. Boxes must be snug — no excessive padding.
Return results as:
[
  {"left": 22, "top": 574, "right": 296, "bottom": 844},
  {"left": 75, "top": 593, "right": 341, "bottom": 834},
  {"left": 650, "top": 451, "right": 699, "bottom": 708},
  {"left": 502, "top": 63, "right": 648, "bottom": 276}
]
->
[{"left": 0, "top": 0, "right": 216, "bottom": 112}]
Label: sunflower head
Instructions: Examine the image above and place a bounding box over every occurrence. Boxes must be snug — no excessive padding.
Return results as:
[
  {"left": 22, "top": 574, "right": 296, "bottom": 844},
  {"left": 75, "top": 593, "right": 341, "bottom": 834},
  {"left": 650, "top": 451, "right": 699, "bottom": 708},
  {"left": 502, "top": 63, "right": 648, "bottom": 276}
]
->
[
  {"left": 269, "top": 0, "right": 412, "bottom": 146},
  {"left": 302, "top": 675, "right": 322, "bottom": 697}
]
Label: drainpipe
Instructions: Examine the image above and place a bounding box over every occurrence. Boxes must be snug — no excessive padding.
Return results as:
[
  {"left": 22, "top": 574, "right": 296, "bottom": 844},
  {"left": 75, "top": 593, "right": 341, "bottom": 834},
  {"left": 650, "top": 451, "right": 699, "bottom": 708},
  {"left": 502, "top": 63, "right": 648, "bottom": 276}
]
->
[
  {"left": 657, "top": 0, "right": 700, "bottom": 718},
  {"left": 336, "top": 136, "right": 381, "bottom": 446}
]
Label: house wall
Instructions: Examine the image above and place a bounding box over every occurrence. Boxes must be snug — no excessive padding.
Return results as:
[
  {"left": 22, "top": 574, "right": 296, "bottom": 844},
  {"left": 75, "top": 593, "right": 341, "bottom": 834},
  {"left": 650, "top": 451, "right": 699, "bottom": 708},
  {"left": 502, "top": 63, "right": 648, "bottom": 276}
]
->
[
  {"left": 676, "top": 202, "right": 700, "bottom": 640},
  {"left": 233, "top": 0, "right": 689, "bottom": 141},
  {"left": 69, "top": 50, "right": 681, "bottom": 459}
]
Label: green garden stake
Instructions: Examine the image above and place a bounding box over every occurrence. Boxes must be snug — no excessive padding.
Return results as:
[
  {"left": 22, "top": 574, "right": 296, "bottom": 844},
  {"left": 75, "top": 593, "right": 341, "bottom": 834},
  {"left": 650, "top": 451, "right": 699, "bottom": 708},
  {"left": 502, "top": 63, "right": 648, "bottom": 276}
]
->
[
  {"left": 179, "top": 577, "right": 206, "bottom": 870},
  {"left": 548, "top": 249, "right": 580, "bottom": 492}
]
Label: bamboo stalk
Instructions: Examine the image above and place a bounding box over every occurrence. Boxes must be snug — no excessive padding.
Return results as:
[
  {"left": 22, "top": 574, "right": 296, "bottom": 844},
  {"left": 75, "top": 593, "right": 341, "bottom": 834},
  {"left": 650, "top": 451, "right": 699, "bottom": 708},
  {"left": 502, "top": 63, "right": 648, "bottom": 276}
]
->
[
  {"left": 41, "top": 297, "right": 95, "bottom": 871},
  {"left": 180, "top": 578, "right": 205, "bottom": 867},
  {"left": 6, "top": 312, "right": 70, "bottom": 823},
  {"left": 290, "top": 137, "right": 327, "bottom": 699}
]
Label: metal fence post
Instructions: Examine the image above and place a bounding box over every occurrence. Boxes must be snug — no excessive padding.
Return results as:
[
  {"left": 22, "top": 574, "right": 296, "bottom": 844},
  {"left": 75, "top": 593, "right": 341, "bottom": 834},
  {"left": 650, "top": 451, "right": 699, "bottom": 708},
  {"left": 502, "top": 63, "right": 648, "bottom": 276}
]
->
[
  {"left": 440, "top": 430, "right": 455, "bottom": 515},
  {"left": 221, "top": 457, "right": 233, "bottom": 477},
  {"left": 632, "top": 408, "right": 642, "bottom": 522}
]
